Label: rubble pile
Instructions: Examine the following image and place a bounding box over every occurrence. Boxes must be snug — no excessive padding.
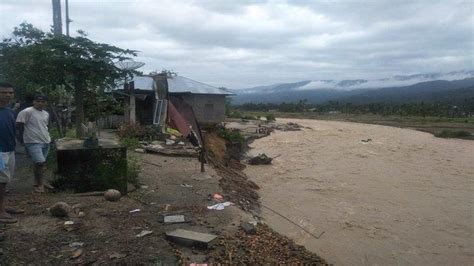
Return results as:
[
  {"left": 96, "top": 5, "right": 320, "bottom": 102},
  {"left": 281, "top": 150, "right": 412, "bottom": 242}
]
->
[{"left": 207, "top": 224, "right": 327, "bottom": 265}]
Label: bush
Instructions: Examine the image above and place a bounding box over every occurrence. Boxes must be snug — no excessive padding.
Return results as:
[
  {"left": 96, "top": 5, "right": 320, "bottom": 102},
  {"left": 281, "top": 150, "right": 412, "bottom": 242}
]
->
[
  {"left": 217, "top": 127, "right": 245, "bottom": 144},
  {"left": 241, "top": 115, "right": 257, "bottom": 120},
  {"left": 120, "top": 137, "right": 141, "bottom": 150},
  {"left": 227, "top": 111, "right": 243, "bottom": 119},
  {"left": 117, "top": 124, "right": 162, "bottom": 141},
  {"left": 266, "top": 114, "right": 276, "bottom": 121},
  {"left": 127, "top": 154, "right": 141, "bottom": 187},
  {"left": 435, "top": 130, "right": 472, "bottom": 139}
]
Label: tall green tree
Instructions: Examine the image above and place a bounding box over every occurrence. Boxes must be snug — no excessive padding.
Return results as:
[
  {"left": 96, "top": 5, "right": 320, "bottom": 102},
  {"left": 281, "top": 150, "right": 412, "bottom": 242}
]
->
[{"left": 0, "top": 22, "right": 138, "bottom": 137}]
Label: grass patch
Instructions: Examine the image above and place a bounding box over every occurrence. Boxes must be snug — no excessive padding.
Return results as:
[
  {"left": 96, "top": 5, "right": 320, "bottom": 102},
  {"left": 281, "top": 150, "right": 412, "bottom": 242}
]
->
[
  {"left": 120, "top": 137, "right": 141, "bottom": 150},
  {"left": 434, "top": 130, "right": 472, "bottom": 139}
]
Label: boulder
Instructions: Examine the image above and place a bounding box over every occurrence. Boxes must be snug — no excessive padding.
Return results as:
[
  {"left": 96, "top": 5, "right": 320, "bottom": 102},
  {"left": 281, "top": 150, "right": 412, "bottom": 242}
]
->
[
  {"left": 104, "top": 189, "right": 122, "bottom": 202},
  {"left": 50, "top": 202, "right": 71, "bottom": 217}
]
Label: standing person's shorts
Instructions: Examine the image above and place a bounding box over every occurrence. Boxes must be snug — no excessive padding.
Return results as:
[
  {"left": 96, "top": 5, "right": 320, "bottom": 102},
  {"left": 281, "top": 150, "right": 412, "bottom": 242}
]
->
[
  {"left": 0, "top": 151, "right": 15, "bottom": 183},
  {"left": 25, "top": 143, "right": 50, "bottom": 164}
]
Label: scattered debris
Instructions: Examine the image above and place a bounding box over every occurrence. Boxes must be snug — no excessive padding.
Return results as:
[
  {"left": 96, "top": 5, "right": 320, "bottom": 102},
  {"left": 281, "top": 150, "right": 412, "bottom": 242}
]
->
[
  {"left": 64, "top": 221, "right": 74, "bottom": 225},
  {"left": 140, "top": 185, "right": 149, "bottom": 189},
  {"left": 166, "top": 229, "right": 217, "bottom": 249},
  {"left": 165, "top": 139, "right": 174, "bottom": 145},
  {"left": 69, "top": 242, "right": 84, "bottom": 248},
  {"left": 136, "top": 230, "right": 153, "bottom": 238},
  {"left": 248, "top": 153, "right": 274, "bottom": 165},
  {"left": 361, "top": 138, "right": 373, "bottom": 143},
  {"left": 49, "top": 202, "right": 71, "bottom": 217},
  {"left": 71, "top": 248, "right": 83, "bottom": 259},
  {"left": 129, "top": 209, "right": 141, "bottom": 213},
  {"left": 109, "top": 252, "right": 127, "bottom": 260},
  {"left": 207, "top": 202, "right": 233, "bottom": 210},
  {"left": 180, "top": 183, "right": 193, "bottom": 188},
  {"left": 134, "top": 148, "right": 145, "bottom": 153},
  {"left": 178, "top": 141, "right": 185, "bottom": 145},
  {"left": 159, "top": 214, "right": 191, "bottom": 224},
  {"left": 77, "top": 211, "right": 85, "bottom": 218},
  {"left": 104, "top": 189, "right": 122, "bottom": 202}
]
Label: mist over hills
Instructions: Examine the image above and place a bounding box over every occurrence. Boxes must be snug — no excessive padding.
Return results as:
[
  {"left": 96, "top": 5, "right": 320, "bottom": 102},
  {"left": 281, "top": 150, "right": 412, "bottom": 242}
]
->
[{"left": 232, "top": 71, "right": 474, "bottom": 105}]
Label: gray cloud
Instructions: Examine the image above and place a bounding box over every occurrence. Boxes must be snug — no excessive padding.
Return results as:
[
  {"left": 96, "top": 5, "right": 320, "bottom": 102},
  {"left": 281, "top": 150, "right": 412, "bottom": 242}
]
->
[{"left": 0, "top": 0, "right": 472, "bottom": 89}]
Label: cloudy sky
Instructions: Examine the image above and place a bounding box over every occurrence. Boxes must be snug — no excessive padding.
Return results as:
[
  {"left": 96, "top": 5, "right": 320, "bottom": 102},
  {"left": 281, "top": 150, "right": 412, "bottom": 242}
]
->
[{"left": 0, "top": 0, "right": 472, "bottom": 89}]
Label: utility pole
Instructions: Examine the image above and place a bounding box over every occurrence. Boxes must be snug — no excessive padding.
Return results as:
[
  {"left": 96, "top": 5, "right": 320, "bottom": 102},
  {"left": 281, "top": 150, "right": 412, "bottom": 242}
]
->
[
  {"left": 65, "top": 0, "right": 71, "bottom": 36},
  {"left": 52, "top": 0, "right": 62, "bottom": 35}
]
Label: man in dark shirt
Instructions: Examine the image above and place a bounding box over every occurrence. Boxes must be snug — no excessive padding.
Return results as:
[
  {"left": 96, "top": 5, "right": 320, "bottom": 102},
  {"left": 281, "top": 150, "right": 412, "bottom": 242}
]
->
[{"left": 0, "top": 82, "right": 17, "bottom": 223}]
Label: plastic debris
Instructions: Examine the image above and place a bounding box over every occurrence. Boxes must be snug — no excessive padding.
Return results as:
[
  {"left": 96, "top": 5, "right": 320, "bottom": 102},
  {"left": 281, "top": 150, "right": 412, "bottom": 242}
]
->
[
  {"left": 129, "top": 209, "right": 141, "bottom": 213},
  {"left": 64, "top": 221, "right": 74, "bottom": 225},
  {"left": 69, "top": 242, "right": 84, "bottom": 248},
  {"left": 207, "top": 202, "right": 233, "bottom": 210},
  {"left": 136, "top": 230, "right": 153, "bottom": 238}
]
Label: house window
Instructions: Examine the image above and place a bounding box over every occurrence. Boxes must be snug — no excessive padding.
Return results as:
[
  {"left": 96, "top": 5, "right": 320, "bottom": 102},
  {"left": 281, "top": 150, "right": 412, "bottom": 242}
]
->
[
  {"left": 204, "top": 103, "right": 214, "bottom": 121},
  {"left": 153, "top": 99, "right": 166, "bottom": 125}
]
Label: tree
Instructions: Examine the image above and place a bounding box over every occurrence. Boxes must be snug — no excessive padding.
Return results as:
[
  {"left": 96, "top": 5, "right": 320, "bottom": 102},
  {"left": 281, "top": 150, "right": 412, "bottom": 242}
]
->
[{"left": 0, "top": 23, "right": 139, "bottom": 137}]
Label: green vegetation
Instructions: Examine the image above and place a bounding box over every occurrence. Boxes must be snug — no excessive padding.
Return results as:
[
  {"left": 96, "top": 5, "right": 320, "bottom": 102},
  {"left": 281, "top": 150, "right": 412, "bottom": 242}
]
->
[
  {"left": 434, "top": 130, "right": 472, "bottom": 139},
  {"left": 0, "top": 22, "right": 139, "bottom": 137},
  {"left": 217, "top": 127, "right": 245, "bottom": 144},
  {"left": 120, "top": 137, "right": 141, "bottom": 150},
  {"left": 234, "top": 100, "right": 474, "bottom": 118}
]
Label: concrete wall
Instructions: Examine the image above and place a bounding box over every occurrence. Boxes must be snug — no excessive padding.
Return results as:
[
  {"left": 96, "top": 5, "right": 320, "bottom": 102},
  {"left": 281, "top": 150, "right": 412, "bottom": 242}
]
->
[{"left": 177, "top": 94, "right": 226, "bottom": 124}]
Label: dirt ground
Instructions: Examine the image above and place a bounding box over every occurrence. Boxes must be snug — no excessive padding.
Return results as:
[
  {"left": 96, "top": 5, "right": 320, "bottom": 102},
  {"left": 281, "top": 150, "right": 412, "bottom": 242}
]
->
[
  {"left": 245, "top": 118, "right": 474, "bottom": 265},
  {"left": 1, "top": 133, "right": 327, "bottom": 265}
]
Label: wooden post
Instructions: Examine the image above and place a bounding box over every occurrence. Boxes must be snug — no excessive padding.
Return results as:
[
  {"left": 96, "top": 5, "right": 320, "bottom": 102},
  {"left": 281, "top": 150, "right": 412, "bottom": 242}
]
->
[{"left": 130, "top": 94, "right": 136, "bottom": 125}]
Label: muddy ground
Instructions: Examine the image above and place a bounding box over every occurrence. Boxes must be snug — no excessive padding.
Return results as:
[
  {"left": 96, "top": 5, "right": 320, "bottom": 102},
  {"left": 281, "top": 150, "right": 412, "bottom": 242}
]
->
[
  {"left": 245, "top": 118, "right": 474, "bottom": 265},
  {"left": 0, "top": 131, "right": 327, "bottom": 265}
]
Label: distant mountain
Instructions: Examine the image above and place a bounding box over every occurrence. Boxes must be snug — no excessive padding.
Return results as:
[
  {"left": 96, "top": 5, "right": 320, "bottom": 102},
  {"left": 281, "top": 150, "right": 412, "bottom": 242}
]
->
[{"left": 232, "top": 71, "right": 474, "bottom": 105}]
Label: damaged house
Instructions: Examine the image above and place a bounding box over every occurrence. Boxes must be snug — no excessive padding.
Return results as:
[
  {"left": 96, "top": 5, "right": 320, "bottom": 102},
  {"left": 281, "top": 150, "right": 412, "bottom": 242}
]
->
[{"left": 115, "top": 74, "right": 233, "bottom": 127}]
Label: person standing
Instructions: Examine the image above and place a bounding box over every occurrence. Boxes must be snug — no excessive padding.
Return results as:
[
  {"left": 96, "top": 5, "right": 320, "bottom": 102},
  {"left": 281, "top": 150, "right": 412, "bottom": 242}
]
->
[
  {"left": 16, "top": 95, "right": 51, "bottom": 193},
  {"left": 0, "top": 82, "right": 18, "bottom": 223}
]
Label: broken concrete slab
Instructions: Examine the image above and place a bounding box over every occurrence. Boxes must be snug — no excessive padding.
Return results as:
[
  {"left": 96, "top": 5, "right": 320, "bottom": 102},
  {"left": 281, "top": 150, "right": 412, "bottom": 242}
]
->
[
  {"left": 158, "top": 214, "right": 191, "bottom": 224},
  {"left": 165, "top": 229, "right": 217, "bottom": 249}
]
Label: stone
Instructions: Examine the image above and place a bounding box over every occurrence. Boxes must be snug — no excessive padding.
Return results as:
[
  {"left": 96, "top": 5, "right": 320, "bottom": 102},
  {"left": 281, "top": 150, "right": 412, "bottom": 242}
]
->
[
  {"left": 166, "top": 229, "right": 218, "bottom": 249},
  {"left": 240, "top": 222, "right": 257, "bottom": 234},
  {"left": 50, "top": 202, "right": 71, "bottom": 217},
  {"left": 104, "top": 189, "right": 122, "bottom": 202}
]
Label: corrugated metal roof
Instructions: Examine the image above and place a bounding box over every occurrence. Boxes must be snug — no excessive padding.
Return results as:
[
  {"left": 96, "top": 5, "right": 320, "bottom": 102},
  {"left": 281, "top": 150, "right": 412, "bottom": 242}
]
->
[
  {"left": 133, "top": 76, "right": 156, "bottom": 91},
  {"left": 128, "top": 75, "right": 233, "bottom": 95},
  {"left": 167, "top": 76, "right": 233, "bottom": 95}
]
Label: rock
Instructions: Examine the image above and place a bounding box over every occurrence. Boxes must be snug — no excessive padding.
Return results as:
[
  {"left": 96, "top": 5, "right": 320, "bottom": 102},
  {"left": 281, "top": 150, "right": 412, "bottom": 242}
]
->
[
  {"left": 50, "top": 202, "right": 71, "bottom": 217},
  {"left": 127, "top": 183, "right": 137, "bottom": 193},
  {"left": 104, "top": 189, "right": 122, "bottom": 202},
  {"left": 71, "top": 248, "right": 83, "bottom": 259},
  {"left": 78, "top": 211, "right": 85, "bottom": 218},
  {"left": 134, "top": 148, "right": 145, "bottom": 153},
  {"left": 240, "top": 222, "right": 257, "bottom": 234}
]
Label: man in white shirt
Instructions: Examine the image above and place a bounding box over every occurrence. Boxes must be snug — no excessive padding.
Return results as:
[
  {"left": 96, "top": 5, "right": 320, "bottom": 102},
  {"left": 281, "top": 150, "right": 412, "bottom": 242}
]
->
[{"left": 16, "top": 95, "right": 51, "bottom": 193}]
